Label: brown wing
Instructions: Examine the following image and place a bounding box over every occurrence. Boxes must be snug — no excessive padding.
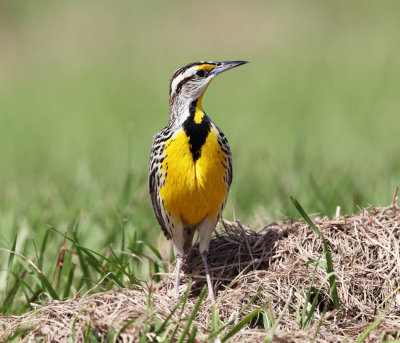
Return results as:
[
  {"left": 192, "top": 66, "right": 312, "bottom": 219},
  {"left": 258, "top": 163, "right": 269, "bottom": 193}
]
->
[
  {"left": 217, "top": 126, "right": 232, "bottom": 189},
  {"left": 148, "top": 127, "right": 174, "bottom": 239},
  {"left": 215, "top": 124, "right": 233, "bottom": 218}
]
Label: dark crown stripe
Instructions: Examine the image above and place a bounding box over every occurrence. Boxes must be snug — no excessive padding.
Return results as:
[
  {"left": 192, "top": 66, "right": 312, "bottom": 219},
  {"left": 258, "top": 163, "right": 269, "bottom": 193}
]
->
[
  {"left": 173, "top": 77, "right": 191, "bottom": 97},
  {"left": 169, "top": 61, "right": 216, "bottom": 96}
]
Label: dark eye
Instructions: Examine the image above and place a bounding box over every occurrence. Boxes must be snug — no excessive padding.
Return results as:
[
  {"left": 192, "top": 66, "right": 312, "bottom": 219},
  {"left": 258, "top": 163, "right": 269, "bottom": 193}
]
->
[{"left": 196, "top": 70, "right": 206, "bottom": 77}]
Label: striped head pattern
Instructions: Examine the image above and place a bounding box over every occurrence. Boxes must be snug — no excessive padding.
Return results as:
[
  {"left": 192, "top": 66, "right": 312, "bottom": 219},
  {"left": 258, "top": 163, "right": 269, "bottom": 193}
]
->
[{"left": 168, "top": 61, "right": 248, "bottom": 127}]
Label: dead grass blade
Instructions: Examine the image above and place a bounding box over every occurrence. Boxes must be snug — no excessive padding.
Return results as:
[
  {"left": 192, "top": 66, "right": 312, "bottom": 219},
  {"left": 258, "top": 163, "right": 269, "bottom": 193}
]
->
[{"left": 263, "top": 291, "right": 292, "bottom": 343}]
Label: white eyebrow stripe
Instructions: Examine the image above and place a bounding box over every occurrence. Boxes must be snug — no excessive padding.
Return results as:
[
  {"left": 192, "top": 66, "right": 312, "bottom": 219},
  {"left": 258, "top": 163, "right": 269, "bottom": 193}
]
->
[{"left": 170, "top": 67, "right": 196, "bottom": 95}]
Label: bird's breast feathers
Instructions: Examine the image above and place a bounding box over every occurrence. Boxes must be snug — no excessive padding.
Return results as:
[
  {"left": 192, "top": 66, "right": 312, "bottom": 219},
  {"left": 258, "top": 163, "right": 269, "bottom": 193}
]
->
[{"left": 159, "top": 126, "right": 229, "bottom": 226}]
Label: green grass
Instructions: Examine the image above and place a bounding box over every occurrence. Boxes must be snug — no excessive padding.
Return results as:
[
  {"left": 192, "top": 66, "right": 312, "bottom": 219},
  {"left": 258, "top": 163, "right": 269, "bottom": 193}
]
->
[
  {"left": 3, "top": 196, "right": 388, "bottom": 342},
  {"left": 0, "top": 0, "right": 399, "bottom": 325}
]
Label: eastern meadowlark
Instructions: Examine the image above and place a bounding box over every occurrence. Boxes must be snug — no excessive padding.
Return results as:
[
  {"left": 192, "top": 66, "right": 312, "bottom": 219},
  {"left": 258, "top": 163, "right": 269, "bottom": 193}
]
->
[{"left": 149, "top": 60, "right": 248, "bottom": 300}]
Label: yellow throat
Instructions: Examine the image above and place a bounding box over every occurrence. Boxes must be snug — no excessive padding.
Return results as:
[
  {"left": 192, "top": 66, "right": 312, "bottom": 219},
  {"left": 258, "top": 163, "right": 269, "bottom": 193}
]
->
[{"left": 159, "top": 89, "right": 228, "bottom": 226}]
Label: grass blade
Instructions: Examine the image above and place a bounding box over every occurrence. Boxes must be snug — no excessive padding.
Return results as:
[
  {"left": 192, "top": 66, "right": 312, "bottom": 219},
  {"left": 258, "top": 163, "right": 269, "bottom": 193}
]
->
[
  {"left": 53, "top": 227, "right": 137, "bottom": 286},
  {"left": 263, "top": 292, "right": 292, "bottom": 343},
  {"left": 209, "top": 290, "right": 262, "bottom": 340},
  {"left": 109, "top": 248, "right": 136, "bottom": 286},
  {"left": 38, "top": 229, "right": 50, "bottom": 270},
  {"left": 355, "top": 298, "right": 394, "bottom": 343},
  {"left": 291, "top": 196, "right": 340, "bottom": 309},
  {"left": 221, "top": 300, "right": 268, "bottom": 342},
  {"left": 1, "top": 235, "right": 18, "bottom": 313},
  {"left": 6, "top": 235, "right": 17, "bottom": 283},
  {"left": 312, "top": 294, "right": 331, "bottom": 343},
  {"left": 53, "top": 237, "right": 67, "bottom": 289},
  {"left": 301, "top": 256, "right": 334, "bottom": 329},
  {"left": 177, "top": 287, "right": 207, "bottom": 343},
  {"left": 186, "top": 325, "right": 198, "bottom": 343},
  {"left": 38, "top": 273, "right": 59, "bottom": 300},
  {"left": 217, "top": 261, "right": 254, "bottom": 304},
  {"left": 157, "top": 325, "right": 173, "bottom": 343},
  {"left": 63, "top": 263, "right": 76, "bottom": 299},
  {"left": 0, "top": 248, "right": 59, "bottom": 300},
  {"left": 170, "top": 279, "right": 192, "bottom": 342},
  {"left": 211, "top": 304, "right": 223, "bottom": 332},
  {"left": 139, "top": 241, "right": 162, "bottom": 261},
  {"left": 298, "top": 257, "right": 320, "bottom": 328},
  {"left": 116, "top": 318, "right": 136, "bottom": 341},
  {"left": 1, "top": 326, "right": 32, "bottom": 343},
  {"left": 153, "top": 289, "right": 187, "bottom": 337},
  {"left": 262, "top": 304, "right": 275, "bottom": 330}
]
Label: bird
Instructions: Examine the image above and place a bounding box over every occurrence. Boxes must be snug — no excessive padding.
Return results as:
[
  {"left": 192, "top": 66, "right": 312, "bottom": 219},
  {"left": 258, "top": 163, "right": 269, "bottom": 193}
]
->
[{"left": 149, "top": 60, "right": 248, "bottom": 300}]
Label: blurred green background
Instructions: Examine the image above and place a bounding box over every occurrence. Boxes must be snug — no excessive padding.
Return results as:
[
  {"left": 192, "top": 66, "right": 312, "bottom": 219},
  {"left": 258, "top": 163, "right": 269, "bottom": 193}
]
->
[{"left": 0, "top": 0, "right": 399, "bottom": 297}]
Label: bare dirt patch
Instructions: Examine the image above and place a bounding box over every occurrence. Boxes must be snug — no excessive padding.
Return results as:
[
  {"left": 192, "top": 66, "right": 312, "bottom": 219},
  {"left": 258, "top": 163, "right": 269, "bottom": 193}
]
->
[{"left": 1, "top": 204, "right": 400, "bottom": 342}]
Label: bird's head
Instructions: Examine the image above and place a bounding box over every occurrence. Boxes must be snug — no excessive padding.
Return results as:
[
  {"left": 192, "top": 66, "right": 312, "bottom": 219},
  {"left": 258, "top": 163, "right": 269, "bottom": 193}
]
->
[{"left": 168, "top": 61, "right": 248, "bottom": 126}]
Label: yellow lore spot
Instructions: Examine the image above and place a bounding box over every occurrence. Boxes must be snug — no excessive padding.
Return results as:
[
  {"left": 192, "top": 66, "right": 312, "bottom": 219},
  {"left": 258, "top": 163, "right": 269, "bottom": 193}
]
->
[{"left": 198, "top": 64, "right": 216, "bottom": 71}]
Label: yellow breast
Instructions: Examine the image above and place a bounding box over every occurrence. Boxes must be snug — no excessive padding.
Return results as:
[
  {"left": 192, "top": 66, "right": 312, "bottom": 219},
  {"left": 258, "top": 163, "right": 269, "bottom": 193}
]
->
[{"left": 160, "top": 127, "right": 228, "bottom": 226}]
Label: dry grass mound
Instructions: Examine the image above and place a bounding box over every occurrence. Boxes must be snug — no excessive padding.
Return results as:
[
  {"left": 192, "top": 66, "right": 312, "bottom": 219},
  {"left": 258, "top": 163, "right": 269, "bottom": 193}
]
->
[{"left": 1, "top": 204, "right": 400, "bottom": 342}]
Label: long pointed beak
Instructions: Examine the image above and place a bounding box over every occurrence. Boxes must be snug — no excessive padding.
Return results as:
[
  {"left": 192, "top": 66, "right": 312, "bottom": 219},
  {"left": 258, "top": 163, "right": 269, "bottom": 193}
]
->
[{"left": 212, "top": 60, "right": 248, "bottom": 76}]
